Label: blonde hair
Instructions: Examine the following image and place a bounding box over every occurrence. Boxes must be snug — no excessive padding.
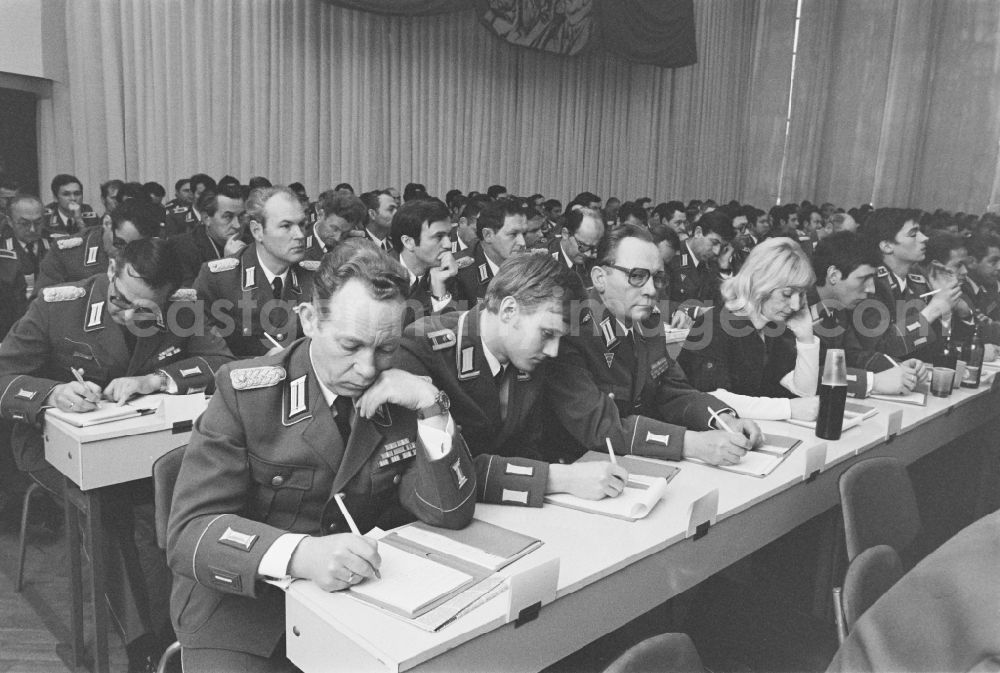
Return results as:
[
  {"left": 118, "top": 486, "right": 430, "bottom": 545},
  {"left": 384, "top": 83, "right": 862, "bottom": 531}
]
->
[{"left": 721, "top": 237, "right": 814, "bottom": 323}]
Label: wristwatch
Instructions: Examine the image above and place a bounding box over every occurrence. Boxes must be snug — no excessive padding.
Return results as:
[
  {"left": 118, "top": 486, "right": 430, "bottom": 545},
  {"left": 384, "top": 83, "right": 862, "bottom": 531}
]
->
[{"left": 416, "top": 390, "right": 450, "bottom": 419}]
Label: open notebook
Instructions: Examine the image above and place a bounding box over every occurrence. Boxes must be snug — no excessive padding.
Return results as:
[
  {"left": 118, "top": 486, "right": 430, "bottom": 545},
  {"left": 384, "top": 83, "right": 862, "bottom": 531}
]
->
[
  {"left": 544, "top": 473, "right": 669, "bottom": 521},
  {"left": 870, "top": 382, "right": 929, "bottom": 406},
  {"left": 348, "top": 543, "right": 475, "bottom": 619},
  {"left": 46, "top": 398, "right": 161, "bottom": 427},
  {"left": 685, "top": 433, "right": 802, "bottom": 478}
]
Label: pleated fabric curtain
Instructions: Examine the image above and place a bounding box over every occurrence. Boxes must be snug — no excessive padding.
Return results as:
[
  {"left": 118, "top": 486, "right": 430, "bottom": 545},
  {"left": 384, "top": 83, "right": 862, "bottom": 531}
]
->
[
  {"left": 782, "top": 0, "right": 1000, "bottom": 213},
  {"left": 36, "top": 0, "right": 795, "bottom": 208}
]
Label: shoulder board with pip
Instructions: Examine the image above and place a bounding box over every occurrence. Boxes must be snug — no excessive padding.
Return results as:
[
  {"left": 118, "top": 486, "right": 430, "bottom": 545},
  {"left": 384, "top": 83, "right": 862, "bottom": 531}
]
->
[
  {"left": 298, "top": 260, "right": 320, "bottom": 272},
  {"left": 42, "top": 286, "right": 87, "bottom": 302},
  {"left": 456, "top": 256, "right": 474, "bottom": 270},
  {"left": 230, "top": 366, "right": 287, "bottom": 390},
  {"left": 426, "top": 328, "right": 456, "bottom": 351},
  {"left": 56, "top": 237, "right": 84, "bottom": 250},
  {"left": 207, "top": 258, "right": 239, "bottom": 273},
  {"left": 169, "top": 288, "right": 198, "bottom": 302}
]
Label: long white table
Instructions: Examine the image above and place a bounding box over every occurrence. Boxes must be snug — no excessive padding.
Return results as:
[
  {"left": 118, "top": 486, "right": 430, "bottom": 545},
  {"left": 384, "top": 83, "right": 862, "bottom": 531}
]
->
[{"left": 286, "top": 376, "right": 1000, "bottom": 673}]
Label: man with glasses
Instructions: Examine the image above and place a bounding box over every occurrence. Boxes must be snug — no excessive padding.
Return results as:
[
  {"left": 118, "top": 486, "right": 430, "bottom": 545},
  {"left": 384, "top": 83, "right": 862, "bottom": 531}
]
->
[
  {"left": 169, "top": 184, "right": 247, "bottom": 286},
  {"left": 455, "top": 197, "right": 530, "bottom": 305},
  {"left": 1, "top": 195, "right": 51, "bottom": 300},
  {"left": 670, "top": 209, "right": 735, "bottom": 323},
  {"left": 549, "top": 206, "right": 604, "bottom": 291},
  {"left": 0, "top": 238, "right": 233, "bottom": 672},
  {"left": 544, "top": 224, "right": 763, "bottom": 466},
  {"left": 193, "top": 186, "right": 316, "bottom": 358},
  {"left": 36, "top": 197, "right": 162, "bottom": 293}
]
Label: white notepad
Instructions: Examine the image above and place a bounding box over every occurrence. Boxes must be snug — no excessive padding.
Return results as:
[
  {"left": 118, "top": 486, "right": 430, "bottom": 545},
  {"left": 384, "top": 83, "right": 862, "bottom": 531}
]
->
[
  {"left": 544, "top": 474, "right": 668, "bottom": 521},
  {"left": 46, "top": 400, "right": 149, "bottom": 427},
  {"left": 349, "top": 543, "right": 474, "bottom": 618}
]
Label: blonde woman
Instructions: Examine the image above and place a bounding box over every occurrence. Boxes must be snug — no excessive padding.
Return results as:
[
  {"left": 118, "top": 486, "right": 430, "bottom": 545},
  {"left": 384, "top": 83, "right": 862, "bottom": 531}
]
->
[{"left": 677, "top": 237, "right": 820, "bottom": 421}]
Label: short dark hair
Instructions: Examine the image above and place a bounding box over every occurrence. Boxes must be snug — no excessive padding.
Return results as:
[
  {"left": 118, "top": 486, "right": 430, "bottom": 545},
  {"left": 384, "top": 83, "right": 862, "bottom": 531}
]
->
[
  {"left": 860, "top": 207, "right": 923, "bottom": 253},
  {"left": 312, "top": 241, "right": 409, "bottom": 313},
  {"left": 543, "top": 199, "right": 562, "bottom": 214},
  {"left": 483, "top": 254, "right": 585, "bottom": 318},
  {"left": 360, "top": 190, "right": 391, "bottom": 213},
  {"left": 459, "top": 198, "right": 485, "bottom": 221},
  {"left": 248, "top": 176, "right": 272, "bottom": 190},
  {"left": 563, "top": 206, "right": 602, "bottom": 236},
  {"left": 967, "top": 233, "right": 1000, "bottom": 261},
  {"left": 288, "top": 182, "right": 307, "bottom": 198},
  {"left": 617, "top": 201, "right": 648, "bottom": 225},
  {"left": 797, "top": 204, "right": 820, "bottom": 228},
  {"left": 116, "top": 237, "right": 183, "bottom": 292},
  {"left": 118, "top": 182, "right": 147, "bottom": 202},
  {"left": 100, "top": 179, "right": 125, "bottom": 200},
  {"left": 403, "top": 183, "right": 427, "bottom": 202},
  {"left": 486, "top": 184, "right": 508, "bottom": 200},
  {"left": 572, "top": 192, "right": 600, "bottom": 207},
  {"left": 694, "top": 210, "right": 736, "bottom": 242},
  {"left": 334, "top": 182, "right": 354, "bottom": 194},
  {"left": 811, "top": 231, "right": 881, "bottom": 287},
  {"left": 197, "top": 183, "right": 245, "bottom": 218},
  {"left": 316, "top": 191, "right": 368, "bottom": 228},
  {"left": 390, "top": 198, "right": 450, "bottom": 252},
  {"left": 143, "top": 181, "right": 166, "bottom": 199},
  {"left": 596, "top": 224, "right": 654, "bottom": 267},
  {"left": 477, "top": 197, "right": 529, "bottom": 240},
  {"left": 445, "top": 189, "right": 463, "bottom": 208},
  {"left": 924, "top": 232, "right": 967, "bottom": 265},
  {"left": 649, "top": 223, "right": 681, "bottom": 250},
  {"left": 217, "top": 175, "right": 240, "bottom": 191},
  {"left": 51, "top": 174, "right": 82, "bottom": 196},
  {"left": 111, "top": 198, "right": 162, "bottom": 238},
  {"left": 174, "top": 178, "right": 190, "bottom": 193},
  {"left": 189, "top": 173, "right": 217, "bottom": 194}
]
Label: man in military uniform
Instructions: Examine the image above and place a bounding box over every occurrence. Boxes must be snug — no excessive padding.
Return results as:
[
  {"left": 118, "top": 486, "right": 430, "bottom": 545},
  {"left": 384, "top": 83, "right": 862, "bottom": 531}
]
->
[
  {"left": 169, "top": 184, "right": 247, "bottom": 286},
  {"left": 304, "top": 190, "right": 368, "bottom": 260},
  {"left": 847, "top": 208, "right": 960, "bottom": 367},
  {"left": 194, "top": 186, "right": 317, "bottom": 358},
  {"left": 36, "top": 197, "right": 162, "bottom": 292},
  {"left": 167, "top": 245, "right": 475, "bottom": 672},
  {"left": 810, "top": 232, "right": 927, "bottom": 397},
  {"left": 668, "top": 209, "right": 734, "bottom": 323},
  {"left": 164, "top": 173, "right": 216, "bottom": 238},
  {"left": 449, "top": 199, "right": 482, "bottom": 255},
  {"left": 454, "top": 197, "right": 529, "bottom": 305},
  {"left": 44, "top": 173, "right": 101, "bottom": 237},
  {"left": 548, "top": 206, "right": 603, "bottom": 291},
  {"left": 163, "top": 177, "right": 194, "bottom": 212},
  {"left": 544, "top": 224, "right": 763, "bottom": 467},
  {"left": 396, "top": 254, "right": 628, "bottom": 507},
  {"left": 360, "top": 189, "right": 397, "bottom": 252},
  {"left": 390, "top": 198, "right": 459, "bottom": 323},
  {"left": 0, "top": 238, "right": 233, "bottom": 672},
  {"left": 1, "top": 195, "right": 51, "bottom": 298}
]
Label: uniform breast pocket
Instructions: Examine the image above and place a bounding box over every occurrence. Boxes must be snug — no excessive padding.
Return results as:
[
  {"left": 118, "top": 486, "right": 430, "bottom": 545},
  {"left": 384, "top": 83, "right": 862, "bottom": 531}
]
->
[
  {"left": 247, "top": 454, "right": 314, "bottom": 530},
  {"left": 58, "top": 338, "right": 108, "bottom": 381}
]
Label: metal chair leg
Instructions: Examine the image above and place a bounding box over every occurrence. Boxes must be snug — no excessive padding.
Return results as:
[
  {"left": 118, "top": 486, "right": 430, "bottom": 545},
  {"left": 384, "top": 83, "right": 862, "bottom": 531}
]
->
[
  {"left": 15, "top": 482, "right": 41, "bottom": 592},
  {"left": 156, "top": 641, "right": 181, "bottom": 673}
]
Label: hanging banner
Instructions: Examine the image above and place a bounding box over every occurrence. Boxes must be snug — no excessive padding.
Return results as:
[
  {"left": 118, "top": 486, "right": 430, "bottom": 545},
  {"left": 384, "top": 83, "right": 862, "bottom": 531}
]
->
[{"left": 481, "top": 0, "right": 596, "bottom": 56}]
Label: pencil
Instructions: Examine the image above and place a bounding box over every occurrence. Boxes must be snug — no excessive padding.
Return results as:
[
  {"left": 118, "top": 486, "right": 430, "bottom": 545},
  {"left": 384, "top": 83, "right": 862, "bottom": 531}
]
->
[
  {"left": 707, "top": 406, "right": 736, "bottom": 434},
  {"left": 334, "top": 492, "right": 380, "bottom": 579},
  {"left": 70, "top": 367, "right": 86, "bottom": 384},
  {"left": 605, "top": 438, "right": 618, "bottom": 465},
  {"left": 264, "top": 332, "right": 284, "bottom": 350}
]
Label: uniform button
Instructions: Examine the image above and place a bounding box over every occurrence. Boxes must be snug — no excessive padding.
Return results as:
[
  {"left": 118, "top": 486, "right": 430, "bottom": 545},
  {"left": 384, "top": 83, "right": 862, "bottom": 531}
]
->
[
  {"left": 276, "top": 333, "right": 286, "bottom": 341},
  {"left": 271, "top": 475, "right": 285, "bottom": 487},
  {"left": 328, "top": 523, "right": 338, "bottom": 533},
  {"left": 393, "top": 474, "right": 401, "bottom": 485},
  {"left": 608, "top": 392, "right": 615, "bottom": 400}
]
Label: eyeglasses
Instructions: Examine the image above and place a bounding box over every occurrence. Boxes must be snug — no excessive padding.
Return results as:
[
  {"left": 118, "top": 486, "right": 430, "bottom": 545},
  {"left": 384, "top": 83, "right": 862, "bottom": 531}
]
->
[
  {"left": 112, "top": 235, "right": 128, "bottom": 250},
  {"left": 572, "top": 236, "right": 598, "bottom": 255},
  {"left": 109, "top": 277, "right": 158, "bottom": 317},
  {"left": 606, "top": 264, "right": 668, "bottom": 289}
]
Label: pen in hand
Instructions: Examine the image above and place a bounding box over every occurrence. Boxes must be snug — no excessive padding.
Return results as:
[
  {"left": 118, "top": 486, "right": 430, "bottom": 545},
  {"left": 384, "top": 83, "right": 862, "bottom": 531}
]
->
[
  {"left": 605, "top": 437, "right": 618, "bottom": 465},
  {"left": 707, "top": 406, "right": 737, "bottom": 434},
  {"left": 333, "top": 492, "right": 380, "bottom": 579}
]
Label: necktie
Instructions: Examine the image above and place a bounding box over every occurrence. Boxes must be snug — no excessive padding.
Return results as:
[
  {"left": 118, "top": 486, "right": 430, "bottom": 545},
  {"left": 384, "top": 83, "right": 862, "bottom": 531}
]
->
[
  {"left": 271, "top": 276, "right": 283, "bottom": 300},
  {"left": 495, "top": 365, "right": 511, "bottom": 421},
  {"left": 23, "top": 242, "right": 37, "bottom": 273},
  {"left": 333, "top": 396, "right": 353, "bottom": 445}
]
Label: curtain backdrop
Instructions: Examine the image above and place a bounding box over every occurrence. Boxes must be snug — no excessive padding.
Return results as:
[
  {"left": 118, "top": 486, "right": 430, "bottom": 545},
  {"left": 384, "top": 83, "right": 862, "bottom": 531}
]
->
[
  {"left": 36, "top": 0, "right": 793, "bottom": 210},
  {"left": 782, "top": 0, "right": 1000, "bottom": 212}
]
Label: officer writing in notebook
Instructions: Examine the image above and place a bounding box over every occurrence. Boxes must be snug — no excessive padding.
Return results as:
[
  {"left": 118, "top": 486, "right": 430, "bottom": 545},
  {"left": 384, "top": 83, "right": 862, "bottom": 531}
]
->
[
  {"left": 544, "top": 224, "right": 763, "bottom": 466},
  {"left": 395, "top": 253, "right": 629, "bottom": 508},
  {"left": 0, "top": 238, "right": 233, "bottom": 672},
  {"left": 167, "top": 242, "right": 476, "bottom": 673}
]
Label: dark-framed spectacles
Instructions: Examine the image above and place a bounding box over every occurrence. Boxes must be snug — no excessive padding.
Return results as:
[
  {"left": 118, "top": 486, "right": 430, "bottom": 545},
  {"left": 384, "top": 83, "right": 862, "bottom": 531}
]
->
[
  {"left": 109, "top": 277, "right": 158, "bottom": 317},
  {"left": 572, "top": 235, "right": 598, "bottom": 255},
  {"left": 606, "top": 264, "right": 668, "bottom": 289},
  {"left": 112, "top": 235, "right": 128, "bottom": 250}
]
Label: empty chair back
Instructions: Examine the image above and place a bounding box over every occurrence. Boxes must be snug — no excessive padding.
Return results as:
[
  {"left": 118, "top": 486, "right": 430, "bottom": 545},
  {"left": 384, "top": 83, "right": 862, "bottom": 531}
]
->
[
  {"left": 152, "top": 445, "right": 186, "bottom": 550},
  {"left": 603, "top": 633, "right": 704, "bottom": 673},
  {"left": 840, "top": 544, "right": 905, "bottom": 640},
  {"left": 839, "top": 457, "right": 921, "bottom": 562}
]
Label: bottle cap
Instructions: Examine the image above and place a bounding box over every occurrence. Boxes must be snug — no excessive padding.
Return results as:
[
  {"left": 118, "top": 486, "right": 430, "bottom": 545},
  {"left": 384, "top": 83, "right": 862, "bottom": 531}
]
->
[{"left": 821, "top": 348, "right": 847, "bottom": 386}]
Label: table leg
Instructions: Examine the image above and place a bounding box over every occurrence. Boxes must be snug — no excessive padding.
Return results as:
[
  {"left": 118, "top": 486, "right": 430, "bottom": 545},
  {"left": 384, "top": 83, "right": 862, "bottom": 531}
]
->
[
  {"left": 64, "top": 478, "right": 85, "bottom": 669},
  {"left": 86, "top": 490, "right": 110, "bottom": 673}
]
